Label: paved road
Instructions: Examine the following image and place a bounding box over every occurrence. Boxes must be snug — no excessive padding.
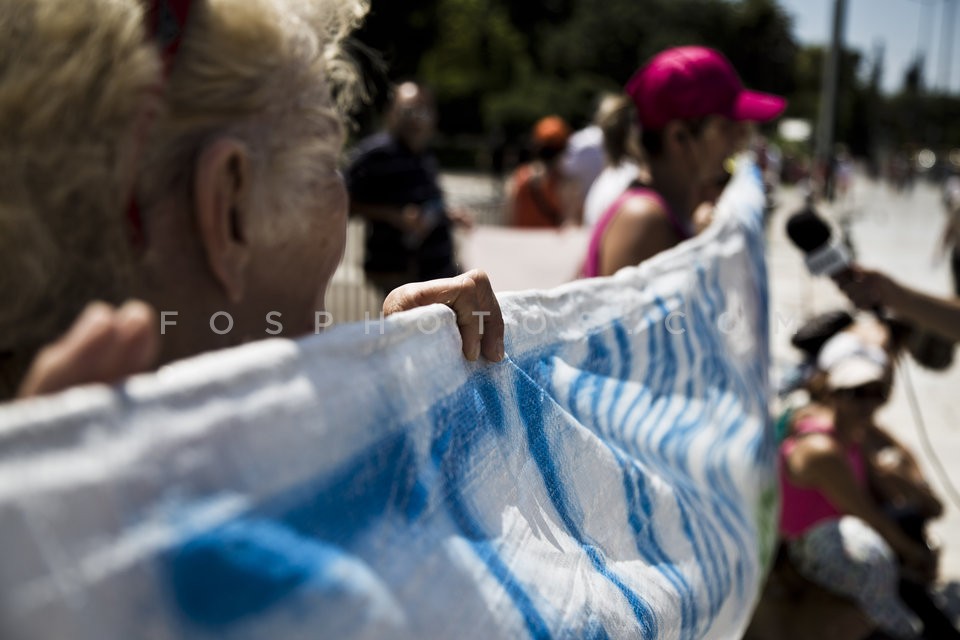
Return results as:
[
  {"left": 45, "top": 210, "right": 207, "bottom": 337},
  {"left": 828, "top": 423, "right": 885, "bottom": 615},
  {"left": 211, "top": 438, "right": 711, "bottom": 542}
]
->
[{"left": 767, "top": 176, "right": 960, "bottom": 600}]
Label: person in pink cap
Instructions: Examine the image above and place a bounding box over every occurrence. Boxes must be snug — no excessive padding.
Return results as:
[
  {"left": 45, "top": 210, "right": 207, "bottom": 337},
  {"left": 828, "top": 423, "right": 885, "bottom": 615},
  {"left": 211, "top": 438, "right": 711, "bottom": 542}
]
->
[{"left": 582, "top": 46, "right": 787, "bottom": 277}]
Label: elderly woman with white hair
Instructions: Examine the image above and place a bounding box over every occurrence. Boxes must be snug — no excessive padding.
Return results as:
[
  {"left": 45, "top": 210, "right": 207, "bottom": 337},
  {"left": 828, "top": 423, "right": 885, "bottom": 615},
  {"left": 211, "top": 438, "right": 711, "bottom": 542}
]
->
[{"left": 1, "top": 0, "right": 503, "bottom": 399}]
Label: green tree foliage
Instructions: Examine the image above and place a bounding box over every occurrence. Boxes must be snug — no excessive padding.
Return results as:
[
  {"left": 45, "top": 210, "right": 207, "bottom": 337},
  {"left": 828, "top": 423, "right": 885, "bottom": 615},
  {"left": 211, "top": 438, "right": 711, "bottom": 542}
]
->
[
  {"left": 541, "top": 0, "right": 796, "bottom": 103},
  {"left": 353, "top": 0, "right": 441, "bottom": 84},
  {"left": 418, "top": 0, "right": 532, "bottom": 132},
  {"left": 720, "top": 0, "right": 798, "bottom": 96},
  {"left": 354, "top": 0, "right": 798, "bottom": 138},
  {"left": 351, "top": 0, "right": 958, "bottom": 158}
]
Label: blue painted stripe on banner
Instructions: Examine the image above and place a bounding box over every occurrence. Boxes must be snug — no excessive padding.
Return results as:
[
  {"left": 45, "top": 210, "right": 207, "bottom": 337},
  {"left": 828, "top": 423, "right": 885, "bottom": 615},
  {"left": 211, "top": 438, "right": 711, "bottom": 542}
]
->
[
  {"left": 675, "top": 485, "right": 727, "bottom": 623},
  {"left": 566, "top": 319, "right": 710, "bottom": 639},
  {"left": 698, "top": 262, "right": 766, "bottom": 575},
  {"left": 625, "top": 302, "right": 667, "bottom": 452},
  {"left": 164, "top": 432, "right": 429, "bottom": 629},
  {"left": 585, "top": 332, "right": 614, "bottom": 427},
  {"left": 429, "top": 378, "right": 553, "bottom": 640},
  {"left": 612, "top": 315, "right": 660, "bottom": 458},
  {"left": 638, "top": 298, "right": 680, "bottom": 455},
  {"left": 580, "top": 323, "right": 700, "bottom": 637},
  {"left": 612, "top": 446, "right": 699, "bottom": 640},
  {"left": 476, "top": 374, "right": 507, "bottom": 436},
  {"left": 279, "top": 433, "right": 427, "bottom": 539},
  {"left": 167, "top": 518, "right": 366, "bottom": 628},
  {"left": 655, "top": 300, "right": 698, "bottom": 477},
  {"left": 515, "top": 370, "right": 658, "bottom": 639},
  {"left": 695, "top": 265, "right": 756, "bottom": 497},
  {"left": 684, "top": 274, "right": 748, "bottom": 613},
  {"left": 649, "top": 288, "right": 730, "bottom": 626},
  {"left": 614, "top": 322, "right": 632, "bottom": 381},
  {"left": 603, "top": 323, "right": 633, "bottom": 436}
]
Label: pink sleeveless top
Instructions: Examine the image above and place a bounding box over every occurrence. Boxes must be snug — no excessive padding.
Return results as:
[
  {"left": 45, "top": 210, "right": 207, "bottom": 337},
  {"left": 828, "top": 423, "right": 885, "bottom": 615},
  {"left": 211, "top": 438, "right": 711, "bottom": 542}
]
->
[
  {"left": 581, "top": 186, "right": 693, "bottom": 278},
  {"left": 779, "top": 416, "right": 867, "bottom": 539}
]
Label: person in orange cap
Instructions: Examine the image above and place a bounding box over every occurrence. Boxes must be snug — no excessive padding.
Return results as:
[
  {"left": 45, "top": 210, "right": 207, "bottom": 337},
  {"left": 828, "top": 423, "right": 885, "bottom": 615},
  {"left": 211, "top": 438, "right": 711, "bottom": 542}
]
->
[{"left": 506, "top": 116, "right": 581, "bottom": 228}]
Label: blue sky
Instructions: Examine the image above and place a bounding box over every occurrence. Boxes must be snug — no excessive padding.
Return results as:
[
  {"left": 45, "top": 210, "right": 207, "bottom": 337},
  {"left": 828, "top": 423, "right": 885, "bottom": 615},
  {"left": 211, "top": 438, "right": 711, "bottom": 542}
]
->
[{"left": 776, "top": 0, "right": 960, "bottom": 94}]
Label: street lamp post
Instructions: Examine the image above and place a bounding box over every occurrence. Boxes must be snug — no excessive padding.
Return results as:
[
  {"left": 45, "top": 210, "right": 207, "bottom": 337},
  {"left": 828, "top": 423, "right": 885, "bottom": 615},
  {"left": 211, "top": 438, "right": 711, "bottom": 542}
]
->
[
  {"left": 939, "top": 0, "right": 957, "bottom": 92},
  {"left": 815, "top": 0, "right": 848, "bottom": 200}
]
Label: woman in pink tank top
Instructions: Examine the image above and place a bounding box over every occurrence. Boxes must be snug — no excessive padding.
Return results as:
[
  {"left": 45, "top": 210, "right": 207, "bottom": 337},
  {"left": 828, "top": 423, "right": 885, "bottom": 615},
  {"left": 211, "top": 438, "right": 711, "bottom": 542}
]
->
[
  {"left": 582, "top": 46, "right": 789, "bottom": 278},
  {"left": 776, "top": 330, "right": 952, "bottom": 638}
]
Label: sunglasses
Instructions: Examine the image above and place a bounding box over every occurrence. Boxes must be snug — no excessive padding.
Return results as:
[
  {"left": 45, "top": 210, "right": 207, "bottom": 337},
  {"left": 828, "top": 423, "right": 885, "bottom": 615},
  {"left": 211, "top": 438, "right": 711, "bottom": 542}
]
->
[{"left": 837, "top": 383, "right": 889, "bottom": 401}]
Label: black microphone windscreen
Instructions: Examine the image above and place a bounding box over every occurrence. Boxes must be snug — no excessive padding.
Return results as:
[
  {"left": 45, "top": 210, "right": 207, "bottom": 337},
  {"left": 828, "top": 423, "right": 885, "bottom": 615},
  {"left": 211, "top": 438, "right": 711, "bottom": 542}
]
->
[{"left": 786, "top": 209, "right": 832, "bottom": 253}]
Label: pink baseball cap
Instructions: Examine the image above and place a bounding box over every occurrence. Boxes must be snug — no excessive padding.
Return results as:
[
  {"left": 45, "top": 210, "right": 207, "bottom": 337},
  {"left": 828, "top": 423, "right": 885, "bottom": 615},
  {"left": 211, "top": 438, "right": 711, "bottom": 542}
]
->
[{"left": 626, "top": 46, "right": 787, "bottom": 131}]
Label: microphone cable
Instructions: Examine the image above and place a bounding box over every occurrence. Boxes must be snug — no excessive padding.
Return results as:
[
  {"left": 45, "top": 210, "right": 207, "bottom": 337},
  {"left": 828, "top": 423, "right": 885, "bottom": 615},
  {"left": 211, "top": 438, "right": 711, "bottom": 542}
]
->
[{"left": 897, "top": 356, "right": 960, "bottom": 514}]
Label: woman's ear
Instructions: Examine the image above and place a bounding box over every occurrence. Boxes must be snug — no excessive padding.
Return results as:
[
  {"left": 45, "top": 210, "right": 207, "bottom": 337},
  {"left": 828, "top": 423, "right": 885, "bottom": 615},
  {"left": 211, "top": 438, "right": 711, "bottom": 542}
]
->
[
  {"left": 662, "top": 121, "right": 691, "bottom": 157},
  {"left": 667, "top": 121, "right": 687, "bottom": 141},
  {"left": 193, "top": 138, "right": 253, "bottom": 304}
]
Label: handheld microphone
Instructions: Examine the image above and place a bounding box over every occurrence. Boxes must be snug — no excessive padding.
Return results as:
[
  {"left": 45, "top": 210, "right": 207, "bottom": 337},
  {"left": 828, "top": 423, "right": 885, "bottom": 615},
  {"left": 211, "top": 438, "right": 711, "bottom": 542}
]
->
[
  {"left": 785, "top": 206, "right": 955, "bottom": 371},
  {"left": 784, "top": 208, "right": 851, "bottom": 278}
]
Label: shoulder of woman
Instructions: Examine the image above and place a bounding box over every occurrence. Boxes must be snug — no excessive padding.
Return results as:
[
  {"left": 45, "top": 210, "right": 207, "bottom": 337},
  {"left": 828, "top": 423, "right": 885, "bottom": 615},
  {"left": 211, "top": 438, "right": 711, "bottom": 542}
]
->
[
  {"left": 612, "top": 192, "right": 671, "bottom": 233},
  {"left": 618, "top": 188, "right": 667, "bottom": 215},
  {"left": 787, "top": 432, "right": 847, "bottom": 483},
  {"left": 791, "top": 431, "right": 843, "bottom": 456}
]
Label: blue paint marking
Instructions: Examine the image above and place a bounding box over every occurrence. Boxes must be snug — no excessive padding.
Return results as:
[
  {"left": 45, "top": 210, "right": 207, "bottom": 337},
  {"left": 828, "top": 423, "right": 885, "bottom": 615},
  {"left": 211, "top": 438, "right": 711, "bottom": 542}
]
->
[
  {"left": 622, "top": 306, "right": 663, "bottom": 452},
  {"left": 614, "top": 446, "right": 699, "bottom": 640},
  {"left": 566, "top": 332, "right": 613, "bottom": 425},
  {"left": 674, "top": 489, "right": 722, "bottom": 624},
  {"left": 163, "top": 365, "right": 556, "bottom": 634},
  {"left": 587, "top": 332, "right": 614, "bottom": 432},
  {"left": 475, "top": 374, "right": 507, "bottom": 435},
  {"left": 428, "top": 373, "right": 554, "bottom": 640},
  {"left": 677, "top": 338, "right": 742, "bottom": 607},
  {"left": 699, "top": 262, "right": 768, "bottom": 562},
  {"left": 276, "top": 433, "right": 427, "bottom": 540},
  {"left": 613, "top": 316, "right": 661, "bottom": 461},
  {"left": 639, "top": 298, "right": 680, "bottom": 453},
  {"left": 572, "top": 325, "right": 693, "bottom": 637},
  {"left": 167, "top": 519, "right": 355, "bottom": 628},
  {"left": 165, "top": 432, "right": 430, "bottom": 629},
  {"left": 700, "top": 504, "right": 736, "bottom": 618},
  {"left": 652, "top": 346, "right": 724, "bottom": 626},
  {"left": 655, "top": 299, "right": 698, "bottom": 478},
  {"left": 515, "top": 370, "right": 658, "bottom": 639},
  {"left": 576, "top": 619, "right": 613, "bottom": 640},
  {"left": 604, "top": 323, "right": 632, "bottom": 434}
]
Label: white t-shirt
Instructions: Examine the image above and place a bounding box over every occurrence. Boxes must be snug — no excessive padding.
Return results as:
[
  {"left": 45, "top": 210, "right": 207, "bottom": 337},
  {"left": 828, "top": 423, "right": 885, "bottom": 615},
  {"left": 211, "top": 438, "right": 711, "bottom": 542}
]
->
[
  {"left": 563, "top": 126, "right": 605, "bottom": 196},
  {"left": 583, "top": 161, "right": 640, "bottom": 228}
]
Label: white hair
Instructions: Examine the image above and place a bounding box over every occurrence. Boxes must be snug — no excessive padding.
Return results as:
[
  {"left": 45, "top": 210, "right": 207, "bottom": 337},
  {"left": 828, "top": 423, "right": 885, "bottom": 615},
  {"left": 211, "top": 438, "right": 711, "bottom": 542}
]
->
[
  {"left": 0, "top": 0, "right": 162, "bottom": 396},
  {"left": 138, "top": 0, "right": 369, "bottom": 233}
]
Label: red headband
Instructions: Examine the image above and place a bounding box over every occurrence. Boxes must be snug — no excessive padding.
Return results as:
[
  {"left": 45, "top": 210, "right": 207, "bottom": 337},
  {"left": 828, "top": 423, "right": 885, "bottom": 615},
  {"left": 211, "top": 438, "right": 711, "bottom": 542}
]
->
[
  {"left": 146, "top": 0, "right": 194, "bottom": 69},
  {"left": 125, "top": 0, "right": 194, "bottom": 247}
]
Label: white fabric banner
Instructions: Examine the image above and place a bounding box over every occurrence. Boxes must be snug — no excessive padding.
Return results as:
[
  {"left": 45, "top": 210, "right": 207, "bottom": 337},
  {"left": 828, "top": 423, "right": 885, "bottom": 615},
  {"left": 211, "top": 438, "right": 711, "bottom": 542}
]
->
[{"left": 0, "top": 163, "right": 774, "bottom": 639}]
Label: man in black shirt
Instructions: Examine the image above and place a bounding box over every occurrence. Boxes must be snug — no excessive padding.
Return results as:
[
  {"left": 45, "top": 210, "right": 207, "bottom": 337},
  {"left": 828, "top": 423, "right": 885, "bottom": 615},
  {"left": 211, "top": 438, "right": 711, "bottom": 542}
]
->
[{"left": 346, "top": 82, "right": 465, "bottom": 295}]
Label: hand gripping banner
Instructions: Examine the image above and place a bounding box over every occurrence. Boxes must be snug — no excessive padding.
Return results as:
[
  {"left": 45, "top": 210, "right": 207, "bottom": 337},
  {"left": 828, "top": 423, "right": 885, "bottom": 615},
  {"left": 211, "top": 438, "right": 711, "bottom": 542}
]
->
[{"left": 0, "top": 162, "right": 774, "bottom": 639}]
